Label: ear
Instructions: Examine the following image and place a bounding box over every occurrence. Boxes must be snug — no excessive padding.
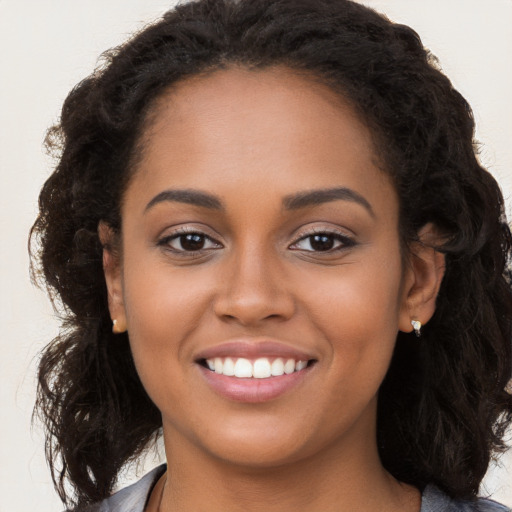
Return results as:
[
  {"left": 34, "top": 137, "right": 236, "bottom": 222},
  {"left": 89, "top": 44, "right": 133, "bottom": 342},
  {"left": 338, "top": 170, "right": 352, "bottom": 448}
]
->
[
  {"left": 98, "top": 221, "right": 127, "bottom": 333},
  {"left": 398, "top": 223, "right": 446, "bottom": 334}
]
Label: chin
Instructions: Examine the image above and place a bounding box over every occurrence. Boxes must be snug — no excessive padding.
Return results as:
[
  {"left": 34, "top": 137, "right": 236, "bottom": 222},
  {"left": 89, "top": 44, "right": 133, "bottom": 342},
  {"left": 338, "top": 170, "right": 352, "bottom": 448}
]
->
[{"left": 203, "top": 436, "right": 315, "bottom": 470}]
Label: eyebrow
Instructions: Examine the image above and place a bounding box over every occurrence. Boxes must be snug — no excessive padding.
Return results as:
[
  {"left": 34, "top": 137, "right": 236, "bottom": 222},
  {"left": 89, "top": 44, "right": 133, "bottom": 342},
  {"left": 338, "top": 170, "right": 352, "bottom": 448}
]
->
[
  {"left": 283, "top": 187, "right": 374, "bottom": 217},
  {"left": 145, "top": 189, "right": 224, "bottom": 212},
  {"left": 144, "top": 186, "right": 374, "bottom": 217}
]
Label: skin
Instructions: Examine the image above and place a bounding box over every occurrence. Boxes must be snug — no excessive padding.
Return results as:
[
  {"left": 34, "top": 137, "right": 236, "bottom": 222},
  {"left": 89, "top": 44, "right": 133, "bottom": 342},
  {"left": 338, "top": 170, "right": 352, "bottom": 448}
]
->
[{"left": 101, "top": 66, "right": 445, "bottom": 512}]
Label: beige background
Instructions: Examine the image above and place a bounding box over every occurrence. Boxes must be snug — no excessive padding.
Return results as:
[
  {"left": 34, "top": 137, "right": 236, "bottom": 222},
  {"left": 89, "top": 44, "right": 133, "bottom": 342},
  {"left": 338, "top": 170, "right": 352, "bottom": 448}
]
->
[{"left": 1, "top": 1, "right": 511, "bottom": 510}]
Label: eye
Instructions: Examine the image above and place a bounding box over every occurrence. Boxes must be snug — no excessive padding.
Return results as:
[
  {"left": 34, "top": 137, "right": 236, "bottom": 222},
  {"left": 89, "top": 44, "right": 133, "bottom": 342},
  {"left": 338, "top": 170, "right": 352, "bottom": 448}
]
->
[
  {"left": 290, "top": 231, "right": 355, "bottom": 252},
  {"left": 159, "top": 230, "right": 222, "bottom": 253}
]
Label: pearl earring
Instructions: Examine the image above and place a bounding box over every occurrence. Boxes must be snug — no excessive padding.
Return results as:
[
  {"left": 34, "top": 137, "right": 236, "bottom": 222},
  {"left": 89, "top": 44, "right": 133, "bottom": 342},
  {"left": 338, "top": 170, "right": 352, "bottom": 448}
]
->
[
  {"left": 112, "top": 318, "right": 127, "bottom": 334},
  {"left": 411, "top": 319, "right": 422, "bottom": 337}
]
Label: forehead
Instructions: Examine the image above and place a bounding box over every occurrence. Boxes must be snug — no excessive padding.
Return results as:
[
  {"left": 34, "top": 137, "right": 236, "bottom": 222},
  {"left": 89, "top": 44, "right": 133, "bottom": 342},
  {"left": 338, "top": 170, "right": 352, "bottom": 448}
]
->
[
  {"left": 149, "top": 65, "right": 355, "bottom": 124},
  {"left": 128, "top": 65, "right": 393, "bottom": 212},
  {"left": 142, "top": 66, "right": 374, "bottom": 156}
]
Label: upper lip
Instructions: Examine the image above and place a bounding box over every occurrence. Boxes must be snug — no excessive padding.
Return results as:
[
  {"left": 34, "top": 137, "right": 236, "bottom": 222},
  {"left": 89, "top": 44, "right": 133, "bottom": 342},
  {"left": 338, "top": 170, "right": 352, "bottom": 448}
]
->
[{"left": 194, "top": 339, "right": 317, "bottom": 362}]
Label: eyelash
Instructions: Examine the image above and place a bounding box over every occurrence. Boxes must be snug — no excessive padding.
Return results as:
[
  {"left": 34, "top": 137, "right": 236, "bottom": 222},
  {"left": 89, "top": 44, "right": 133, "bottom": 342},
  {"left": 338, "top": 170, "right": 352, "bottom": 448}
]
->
[
  {"left": 157, "top": 227, "right": 222, "bottom": 256},
  {"left": 289, "top": 228, "right": 356, "bottom": 253},
  {"left": 157, "top": 227, "right": 356, "bottom": 256}
]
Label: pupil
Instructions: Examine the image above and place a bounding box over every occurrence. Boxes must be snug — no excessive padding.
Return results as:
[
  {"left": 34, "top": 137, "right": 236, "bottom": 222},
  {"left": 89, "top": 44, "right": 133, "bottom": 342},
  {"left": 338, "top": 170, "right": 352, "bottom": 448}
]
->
[
  {"left": 310, "top": 234, "right": 334, "bottom": 251},
  {"left": 181, "top": 234, "right": 205, "bottom": 251}
]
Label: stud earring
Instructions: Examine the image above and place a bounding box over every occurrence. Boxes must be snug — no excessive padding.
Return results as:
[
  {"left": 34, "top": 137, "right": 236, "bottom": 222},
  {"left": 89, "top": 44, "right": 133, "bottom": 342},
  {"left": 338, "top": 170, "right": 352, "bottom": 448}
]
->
[
  {"left": 112, "top": 318, "right": 127, "bottom": 334},
  {"left": 411, "top": 319, "right": 422, "bottom": 337}
]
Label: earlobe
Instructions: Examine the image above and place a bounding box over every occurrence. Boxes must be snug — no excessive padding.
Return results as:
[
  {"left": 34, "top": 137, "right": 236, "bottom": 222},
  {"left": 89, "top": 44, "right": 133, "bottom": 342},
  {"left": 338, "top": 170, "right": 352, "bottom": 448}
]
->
[
  {"left": 399, "top": 223, "right": 446, "bottom": 334},
  {"left": 98, "top": 221, "right": 127, "bottom": 333}
]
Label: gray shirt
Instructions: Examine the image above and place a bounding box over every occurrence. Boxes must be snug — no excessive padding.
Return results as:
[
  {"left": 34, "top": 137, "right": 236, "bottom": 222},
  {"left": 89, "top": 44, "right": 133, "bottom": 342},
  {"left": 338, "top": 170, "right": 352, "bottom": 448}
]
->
[{"left": 76, "top": 464, "right": 511, "bottom": 512}]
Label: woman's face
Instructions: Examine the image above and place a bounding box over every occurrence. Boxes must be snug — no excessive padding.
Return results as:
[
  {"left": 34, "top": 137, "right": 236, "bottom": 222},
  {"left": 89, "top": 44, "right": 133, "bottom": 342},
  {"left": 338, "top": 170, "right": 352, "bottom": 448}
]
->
[{"left": 109, "top": 67, "right": 416, "bottom": 468}]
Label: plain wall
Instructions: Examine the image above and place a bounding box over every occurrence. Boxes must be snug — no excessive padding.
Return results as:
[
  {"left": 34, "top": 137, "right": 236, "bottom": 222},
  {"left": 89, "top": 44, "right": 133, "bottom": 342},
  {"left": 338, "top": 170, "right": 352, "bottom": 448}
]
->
[{"left": 1, "top": 1, "right": 510, "bottom": 511}]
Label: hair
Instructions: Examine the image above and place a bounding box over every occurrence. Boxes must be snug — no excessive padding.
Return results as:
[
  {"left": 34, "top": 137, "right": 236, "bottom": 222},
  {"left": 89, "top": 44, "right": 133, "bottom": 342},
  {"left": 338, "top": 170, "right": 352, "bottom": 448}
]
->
[{"left": 30, "top": 0, "right": 512, "bottom": 508}]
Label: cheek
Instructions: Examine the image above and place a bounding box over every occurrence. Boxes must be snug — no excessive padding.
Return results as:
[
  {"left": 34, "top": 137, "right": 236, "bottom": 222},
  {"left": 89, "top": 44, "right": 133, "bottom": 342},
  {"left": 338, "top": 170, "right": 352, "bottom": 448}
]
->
[
  {"left": 302, "top": 254, "right": 403, "bottom": 334},
  {"left": 120, "top": 258, "right": 216, "bottom": 391},
  {"left": 297, "top": 251, "right": 404, "bottom": 383}
]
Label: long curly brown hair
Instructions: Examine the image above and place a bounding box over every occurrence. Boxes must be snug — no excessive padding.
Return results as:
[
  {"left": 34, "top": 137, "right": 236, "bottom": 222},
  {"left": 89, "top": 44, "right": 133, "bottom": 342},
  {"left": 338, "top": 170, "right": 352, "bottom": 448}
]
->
[{"left": 30, "top": 0, "right": 512, "bottom": 508}]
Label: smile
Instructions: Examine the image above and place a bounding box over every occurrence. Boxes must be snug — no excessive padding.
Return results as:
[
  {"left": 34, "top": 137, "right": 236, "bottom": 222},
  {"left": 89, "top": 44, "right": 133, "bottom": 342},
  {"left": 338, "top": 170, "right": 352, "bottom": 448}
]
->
[
  {"left": 204, "top": 357, "right": 309, "bottom": 378},
  {"left": 195, "top": 340, "right": 317, "bottom": 402}
]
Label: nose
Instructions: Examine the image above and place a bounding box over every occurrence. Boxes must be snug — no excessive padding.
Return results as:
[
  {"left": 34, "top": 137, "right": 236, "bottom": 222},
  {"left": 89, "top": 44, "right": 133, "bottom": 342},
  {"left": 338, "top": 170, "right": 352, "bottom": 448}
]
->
[{"left": 213, "top": 245, "right": 295, "bottom": 326}]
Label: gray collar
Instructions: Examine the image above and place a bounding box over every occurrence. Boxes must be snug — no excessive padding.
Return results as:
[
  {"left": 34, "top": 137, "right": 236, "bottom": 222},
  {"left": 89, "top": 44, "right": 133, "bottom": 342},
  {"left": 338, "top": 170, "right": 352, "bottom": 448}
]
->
[{"left": 81, "top": 466, "right": 510, "bottom": 512}]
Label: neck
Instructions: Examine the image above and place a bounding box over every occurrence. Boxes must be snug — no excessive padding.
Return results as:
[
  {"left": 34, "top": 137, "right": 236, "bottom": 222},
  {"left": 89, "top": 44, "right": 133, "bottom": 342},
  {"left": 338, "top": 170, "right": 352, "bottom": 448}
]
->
[{"left": 157, "top": 417, "right": 420, "bottom": 512}]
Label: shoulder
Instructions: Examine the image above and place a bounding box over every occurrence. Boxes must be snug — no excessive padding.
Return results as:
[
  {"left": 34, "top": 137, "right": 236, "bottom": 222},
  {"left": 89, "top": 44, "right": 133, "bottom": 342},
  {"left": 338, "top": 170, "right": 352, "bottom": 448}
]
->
[
  {"left": 421, "top": 485, "right": 511, "bottom": 512},
  {"left": 65, "top": 465, "right": 166, "bottom": 512}
]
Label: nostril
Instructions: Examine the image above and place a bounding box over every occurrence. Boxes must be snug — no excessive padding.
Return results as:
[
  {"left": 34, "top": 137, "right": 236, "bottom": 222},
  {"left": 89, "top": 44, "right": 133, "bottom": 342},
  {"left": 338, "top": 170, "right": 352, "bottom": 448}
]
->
[{"left": 212, "top": 281, "right": 296, "bottom": 326}]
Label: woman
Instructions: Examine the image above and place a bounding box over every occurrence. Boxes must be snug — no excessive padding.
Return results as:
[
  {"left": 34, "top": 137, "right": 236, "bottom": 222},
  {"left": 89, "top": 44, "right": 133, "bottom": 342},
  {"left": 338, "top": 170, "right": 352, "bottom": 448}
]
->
[{"left": 30, "top": 0, "right": 512, "bottom": 510}]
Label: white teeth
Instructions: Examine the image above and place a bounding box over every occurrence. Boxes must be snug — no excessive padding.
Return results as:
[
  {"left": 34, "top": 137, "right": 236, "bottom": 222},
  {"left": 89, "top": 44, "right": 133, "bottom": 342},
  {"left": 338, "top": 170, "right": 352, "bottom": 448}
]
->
[
  {"left": 253, "top": 358, "right": 272, "bottom": 379},
  {"left": 271, "top": 358, "right": 285, "bottom": 376},
  {"left": 234, "top": 358, "right": 253, "bottom": 378},
  {"left": 223, "top": 357, "right": 235, "bottom": 376},
  {"left": 204, "top": 356, "right": 310, "bottom": 378},
  {"left": 284, "top": 358, "right": 295, "bottom": 374}
]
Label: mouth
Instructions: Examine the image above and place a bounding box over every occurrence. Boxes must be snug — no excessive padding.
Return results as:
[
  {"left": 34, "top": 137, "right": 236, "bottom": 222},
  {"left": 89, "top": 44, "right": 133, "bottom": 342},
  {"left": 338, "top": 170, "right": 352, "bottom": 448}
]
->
[
  {"left": 198, "top": 356, "right": 316, "bottom": 378},
  {"left": 194, "top": 341, "right": 318, "bottom": 403}
]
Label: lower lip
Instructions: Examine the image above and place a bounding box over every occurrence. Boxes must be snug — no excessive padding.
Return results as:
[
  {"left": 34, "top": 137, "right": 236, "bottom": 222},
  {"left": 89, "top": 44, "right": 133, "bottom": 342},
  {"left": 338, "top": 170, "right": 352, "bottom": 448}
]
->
[{"left": 198, "top": 364, "right": 313, "bottom": 403}]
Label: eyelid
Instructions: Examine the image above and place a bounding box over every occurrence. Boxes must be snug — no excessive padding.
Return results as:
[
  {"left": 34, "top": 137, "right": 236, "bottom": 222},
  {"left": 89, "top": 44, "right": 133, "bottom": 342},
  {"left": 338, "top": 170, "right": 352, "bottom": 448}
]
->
[
  {"left": 289, "top": 226, "right": 356, "bottom": 252},
  {"left": 156, "top": 224, "right": 356, "bottom": 256},
  {"left": 157, "top": 226, "right": 223, "bottom": 254}
]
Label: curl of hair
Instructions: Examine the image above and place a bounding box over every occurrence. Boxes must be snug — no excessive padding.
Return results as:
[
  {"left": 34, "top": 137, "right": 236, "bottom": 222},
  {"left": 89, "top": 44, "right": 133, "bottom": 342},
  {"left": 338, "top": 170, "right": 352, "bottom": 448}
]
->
[{"left": 30, "top": 0, "right": 512, "bottom": 507}]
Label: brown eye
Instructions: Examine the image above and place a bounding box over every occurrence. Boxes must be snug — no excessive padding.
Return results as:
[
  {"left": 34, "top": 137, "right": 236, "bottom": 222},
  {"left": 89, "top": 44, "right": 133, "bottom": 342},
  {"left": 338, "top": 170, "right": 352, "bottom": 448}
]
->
[
  {"left": 179, "top": 233, "right": 206, "bottom": 251},
  {"left": 290, "top": 231, "right": 356, "bottom": 253},
  {"left": 309, "top": 234, "right": 335, "bottom": 251},
  {"left": 159, "top": 231, "right": 222, "bottom": 253}
]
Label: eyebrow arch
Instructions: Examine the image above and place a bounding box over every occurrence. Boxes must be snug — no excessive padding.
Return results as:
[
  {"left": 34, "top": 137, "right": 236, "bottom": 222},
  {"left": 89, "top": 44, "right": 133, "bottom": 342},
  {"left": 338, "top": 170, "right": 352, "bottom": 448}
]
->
[
  {"left": 283, "top": 187, "right": 374, "bottom": 217},
  {"left": 145, "top": 189, "right": 224, "bottom": 212}
]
